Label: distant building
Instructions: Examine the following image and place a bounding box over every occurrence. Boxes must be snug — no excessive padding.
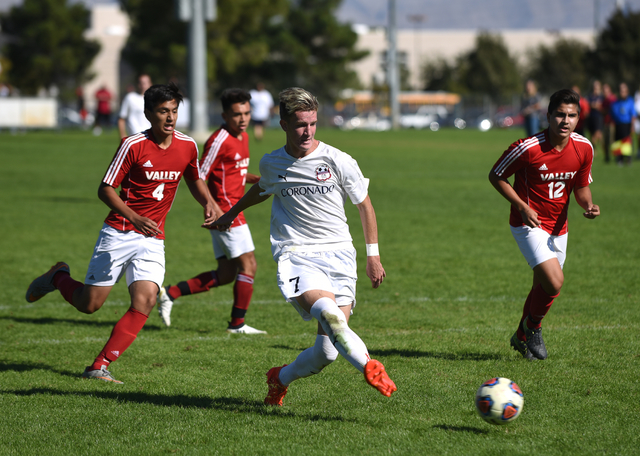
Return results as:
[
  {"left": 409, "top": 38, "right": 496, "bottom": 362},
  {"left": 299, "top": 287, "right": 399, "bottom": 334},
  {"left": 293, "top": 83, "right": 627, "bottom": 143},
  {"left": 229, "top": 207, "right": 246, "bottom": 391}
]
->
[
  {"left": 82, "top": 3, "right": 130, "bottom": 114},
  {"left": 350, "top": 25, "right": 595, "bottom": 90}
]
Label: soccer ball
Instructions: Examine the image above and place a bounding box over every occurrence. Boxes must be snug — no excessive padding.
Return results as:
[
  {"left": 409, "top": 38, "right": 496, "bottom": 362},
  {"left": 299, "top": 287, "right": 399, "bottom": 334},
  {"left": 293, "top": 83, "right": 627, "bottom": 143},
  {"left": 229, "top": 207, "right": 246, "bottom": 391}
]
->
[{"left": 475, "top": 377, "right": 524, "bottom": 425}]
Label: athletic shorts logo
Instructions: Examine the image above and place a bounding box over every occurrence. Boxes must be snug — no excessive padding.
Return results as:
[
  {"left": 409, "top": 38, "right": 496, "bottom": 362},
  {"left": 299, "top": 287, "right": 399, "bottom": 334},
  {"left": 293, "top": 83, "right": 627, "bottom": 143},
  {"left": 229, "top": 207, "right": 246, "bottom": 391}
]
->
[{"left": 315, "top": 164, "right": 331, "bottom": 182}]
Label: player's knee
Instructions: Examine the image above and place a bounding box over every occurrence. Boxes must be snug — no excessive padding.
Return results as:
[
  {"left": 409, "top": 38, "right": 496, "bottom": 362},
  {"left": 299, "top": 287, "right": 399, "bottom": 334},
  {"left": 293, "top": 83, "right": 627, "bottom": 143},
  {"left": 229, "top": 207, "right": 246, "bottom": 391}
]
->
[
  {"left": 547, "top": 274, "right": 564, "bottom": 295},
  {"left": 216, "top": 267, "right": 236, "bottom": 285},
  {"left": 237, "top": 253, "right": 257, "bottom": 277},
  {"left": 241, "top": 260, "right": 257, "bottom": 277},
  {"left": 310, "top": 298, "right": 349, "bottom": 342},
  {"left": 79, "top": 297, "right": 105, "bottom": 314}
]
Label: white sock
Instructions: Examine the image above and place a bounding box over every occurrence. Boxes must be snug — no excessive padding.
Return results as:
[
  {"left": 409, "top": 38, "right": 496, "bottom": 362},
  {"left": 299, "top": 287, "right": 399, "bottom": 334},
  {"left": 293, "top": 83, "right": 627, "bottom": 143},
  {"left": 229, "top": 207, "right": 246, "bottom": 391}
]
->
[
  {"left": 309, "top": 297, "right": 370, "bottom": 373},
  {"left": 279, "top": 334, "right": 339, "bottom": 386}
]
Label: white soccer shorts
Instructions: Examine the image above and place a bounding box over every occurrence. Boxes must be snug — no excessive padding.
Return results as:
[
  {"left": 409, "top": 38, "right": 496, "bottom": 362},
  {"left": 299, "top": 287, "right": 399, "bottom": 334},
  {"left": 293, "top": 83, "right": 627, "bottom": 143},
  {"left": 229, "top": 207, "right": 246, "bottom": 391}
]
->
[
  {"left": 210, "top": 223, "right": 255, "bottom": 260},
  {"left": 510, "top": 225, "right": 568, "bottom": 269},
  {"left": 276, "top": 246, "right": 358, "bottom": 321},
  {"left": 84, "top": 224, "right": 165, "bottom": 288}
]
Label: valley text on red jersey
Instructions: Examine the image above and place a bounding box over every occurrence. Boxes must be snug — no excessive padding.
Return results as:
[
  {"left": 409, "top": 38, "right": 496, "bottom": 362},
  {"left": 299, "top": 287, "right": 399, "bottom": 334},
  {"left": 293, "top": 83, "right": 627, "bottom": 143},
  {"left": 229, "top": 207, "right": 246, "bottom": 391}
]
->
[
  {"left": 199, "top": 127, "right": 251, "bottom": 228},
  {"left": 102, "top": 130, "right": 200, "bottom": 239},
  {"left": 492, "top": 130, "right": 594, "bottom": 236}
]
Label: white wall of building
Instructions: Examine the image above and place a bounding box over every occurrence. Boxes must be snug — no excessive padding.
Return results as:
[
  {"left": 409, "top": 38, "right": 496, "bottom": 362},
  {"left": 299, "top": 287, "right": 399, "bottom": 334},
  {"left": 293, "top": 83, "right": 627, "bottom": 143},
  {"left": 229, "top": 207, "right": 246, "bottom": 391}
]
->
[{"left": 83, "top": 3, "right": 130, "bottom": 114}]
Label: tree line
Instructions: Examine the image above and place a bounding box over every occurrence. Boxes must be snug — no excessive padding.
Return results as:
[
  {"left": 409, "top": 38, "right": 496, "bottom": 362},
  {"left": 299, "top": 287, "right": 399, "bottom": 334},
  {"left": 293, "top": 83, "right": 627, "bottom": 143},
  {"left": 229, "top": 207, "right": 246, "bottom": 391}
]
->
[
  {"left": 2, "top": 1, "right": 640, "bottom": 103},
  {"left": 423, "top": 10, "right": 640, "bottom": 101}
]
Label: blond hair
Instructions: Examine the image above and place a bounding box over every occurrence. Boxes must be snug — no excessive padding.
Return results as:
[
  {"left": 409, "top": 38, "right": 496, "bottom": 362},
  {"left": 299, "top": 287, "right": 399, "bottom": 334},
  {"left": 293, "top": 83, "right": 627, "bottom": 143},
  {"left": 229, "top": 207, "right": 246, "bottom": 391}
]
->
[{"left": 279, "top": 87, "right": 319, "bottom": 120}]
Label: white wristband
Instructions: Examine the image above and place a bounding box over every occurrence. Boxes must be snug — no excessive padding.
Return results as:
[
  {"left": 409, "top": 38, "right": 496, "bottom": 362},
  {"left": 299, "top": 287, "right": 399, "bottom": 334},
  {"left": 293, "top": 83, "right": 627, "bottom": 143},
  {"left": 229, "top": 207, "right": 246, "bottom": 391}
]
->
[{"left": 366, "top": 243, "right": 379, "bottom": 256}]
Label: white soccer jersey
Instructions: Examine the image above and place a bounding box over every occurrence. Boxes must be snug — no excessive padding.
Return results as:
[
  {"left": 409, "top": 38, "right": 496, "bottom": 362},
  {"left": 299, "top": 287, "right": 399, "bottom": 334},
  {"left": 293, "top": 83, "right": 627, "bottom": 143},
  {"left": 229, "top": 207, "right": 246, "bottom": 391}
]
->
[
  {"left": 119, "top": 91, "right": 150, "bottom": 136},
  {"left": 258, "top": 141, "right": 369, "bottom": 258}
]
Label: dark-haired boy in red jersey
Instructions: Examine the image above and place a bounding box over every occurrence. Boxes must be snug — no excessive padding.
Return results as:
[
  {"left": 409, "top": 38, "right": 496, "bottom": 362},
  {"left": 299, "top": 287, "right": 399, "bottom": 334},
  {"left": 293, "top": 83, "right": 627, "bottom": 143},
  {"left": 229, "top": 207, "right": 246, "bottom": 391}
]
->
[
  {"left": 489, "top": 88, "right": 600, "bottom": 360},
  {"left": 156, "top": 88, "right": 265, "bottom": 334},
  {"left": 26, "top": 82, "right": 218, "bottom": 383}
]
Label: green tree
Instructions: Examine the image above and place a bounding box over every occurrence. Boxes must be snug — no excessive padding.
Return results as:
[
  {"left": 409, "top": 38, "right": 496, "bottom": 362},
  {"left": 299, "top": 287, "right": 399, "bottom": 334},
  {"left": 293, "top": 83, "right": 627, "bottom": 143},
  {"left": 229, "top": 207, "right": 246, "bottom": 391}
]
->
[
  {"left": 260, "top": 0, "right": 367, "bottom": 101},
  {"left": 458, "top": 32, "right": 521, "bottom": 101},
  {"left": 118, "top": 0, "right": 188, "bottom": 84},
  {"left": 120, "top": 0, "right": 366, "bottom": 102},
  {"left": 592, "top": 9, "right": 640, "bottom": 89},
  {"left": 527, "top": 38, "right": 590, "bottom": 93},
  {"left": 0, "top": 0, "right": 100, "bottom": 100},
  {"left": 422, "top": 57, "right": 462, "bottom": 92}
]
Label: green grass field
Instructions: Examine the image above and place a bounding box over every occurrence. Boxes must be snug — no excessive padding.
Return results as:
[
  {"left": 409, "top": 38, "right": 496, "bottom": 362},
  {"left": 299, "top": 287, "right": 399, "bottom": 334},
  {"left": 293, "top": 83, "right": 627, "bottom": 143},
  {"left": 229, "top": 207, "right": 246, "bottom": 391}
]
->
[{"left": 1, "top": 126, "right": 638, "bottom": 455}]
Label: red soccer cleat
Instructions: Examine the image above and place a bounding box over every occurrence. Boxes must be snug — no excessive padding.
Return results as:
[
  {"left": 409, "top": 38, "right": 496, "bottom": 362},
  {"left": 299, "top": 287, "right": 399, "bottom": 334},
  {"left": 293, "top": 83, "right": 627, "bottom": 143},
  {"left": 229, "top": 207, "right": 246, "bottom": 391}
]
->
[
  {"left": 364, "top": 359, "right": 397, "bottom": 397},
  {"left": 264, "top": 365, "right": 288, "bottom": 406}
]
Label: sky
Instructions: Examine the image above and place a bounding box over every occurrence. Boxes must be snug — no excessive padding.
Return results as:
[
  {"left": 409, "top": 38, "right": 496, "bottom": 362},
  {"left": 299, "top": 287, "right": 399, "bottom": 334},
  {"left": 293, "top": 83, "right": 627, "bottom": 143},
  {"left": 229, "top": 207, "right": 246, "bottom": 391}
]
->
[
  {"left": 1, "top": 0, "right": 640, "bottom": 30},
  {"left": 336, "top": 0, "right": 640, "bottom": 29}
]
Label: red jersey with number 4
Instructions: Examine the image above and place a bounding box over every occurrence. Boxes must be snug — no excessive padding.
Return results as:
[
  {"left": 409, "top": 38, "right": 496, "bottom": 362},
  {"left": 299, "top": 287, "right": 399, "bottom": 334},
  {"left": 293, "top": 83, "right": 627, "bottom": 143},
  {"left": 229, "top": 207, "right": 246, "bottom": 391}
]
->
[
  {"left": 492, "top": 130, "right": 594, "bottom": 236},
  {"left": 102, "top": 130, "right": 200, "bottom": 239},
  {"left": 200, "top": 126, "right": 250, "bottom": 227}
]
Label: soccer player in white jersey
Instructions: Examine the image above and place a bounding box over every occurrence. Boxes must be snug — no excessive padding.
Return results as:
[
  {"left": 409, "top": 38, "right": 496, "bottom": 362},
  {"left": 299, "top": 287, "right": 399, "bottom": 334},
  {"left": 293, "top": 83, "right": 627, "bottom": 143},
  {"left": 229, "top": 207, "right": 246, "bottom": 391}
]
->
[
  {"left": 209, "top": 87, "right": 397, "bottom": 405},
  {"left": 26, "top": 83, "right": 218, "bottom": 383},
  {"left": 489, "top": 89, "right": 600, "bottom": 360},
  {"left": 118, "top": 74, "right": 152, "bottom": 138}
]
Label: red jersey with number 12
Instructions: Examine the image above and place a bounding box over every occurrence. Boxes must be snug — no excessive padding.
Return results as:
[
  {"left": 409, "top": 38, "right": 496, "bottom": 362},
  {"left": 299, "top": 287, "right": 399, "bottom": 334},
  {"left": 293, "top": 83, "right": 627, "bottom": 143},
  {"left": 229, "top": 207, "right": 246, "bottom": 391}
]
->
[
  {"left": 199, "top": 126, "right": 250, "bottom": 227},
  {"left": 492, "top": 130, "right": 593, "bottom": 236},
  {"left": 102, "top": 130, "right": 200, "bottom": 239}
]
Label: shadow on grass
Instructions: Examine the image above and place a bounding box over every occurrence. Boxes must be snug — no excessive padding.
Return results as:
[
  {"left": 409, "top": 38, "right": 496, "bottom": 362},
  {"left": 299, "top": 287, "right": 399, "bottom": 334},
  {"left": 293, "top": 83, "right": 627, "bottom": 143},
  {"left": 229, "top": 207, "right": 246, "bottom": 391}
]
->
[
  {"left": 269, "top": 345, "right": 503, "bottom": 361},
  {"left": 270, "top": 344, "right": 307, "bottom": 351},
  {"left": 433, "top": 424, "right": 488, "bottom": 434},
  {"left": 370, "top": 348, "right": 502, "bottom": 361},
  {"left": 1, "top": 316, "right": 116, "bottom": 327},
  {"left": 0, "top": 316, "right": 165, "bottom": 331},
  {"left": 0, "top": 385, "right": 351, "bottom": 422},
  {"left": 43, "top": 196, "right": 96, "bottom": 204},
  {"left": 0, "top": 362, "right": 87, "bottom": 378}
]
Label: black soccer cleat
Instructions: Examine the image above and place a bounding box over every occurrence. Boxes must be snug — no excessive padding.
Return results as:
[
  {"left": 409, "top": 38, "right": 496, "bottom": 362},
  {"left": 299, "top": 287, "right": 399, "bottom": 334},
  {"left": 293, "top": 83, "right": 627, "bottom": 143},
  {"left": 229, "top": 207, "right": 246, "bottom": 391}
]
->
[
  {"left": 510, "top": 332, "right": 535, "bottom": 360},
  {"left": 522, "top": 317, "right": 548, "bottom": 360}
]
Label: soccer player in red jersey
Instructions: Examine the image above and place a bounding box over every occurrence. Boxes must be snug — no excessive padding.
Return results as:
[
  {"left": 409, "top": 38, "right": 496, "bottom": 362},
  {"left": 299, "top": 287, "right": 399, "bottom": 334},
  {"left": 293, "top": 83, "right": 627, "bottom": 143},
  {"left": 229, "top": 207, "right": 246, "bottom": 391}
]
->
[
  {"left": 489, "top": 88, "right": 600, "bottom": 360},
  {"left": 156, "top": 89, "right": 265, "bottom": 334},
  {"left": 25, "top": 83, "right": 218, "bottom": 383}
]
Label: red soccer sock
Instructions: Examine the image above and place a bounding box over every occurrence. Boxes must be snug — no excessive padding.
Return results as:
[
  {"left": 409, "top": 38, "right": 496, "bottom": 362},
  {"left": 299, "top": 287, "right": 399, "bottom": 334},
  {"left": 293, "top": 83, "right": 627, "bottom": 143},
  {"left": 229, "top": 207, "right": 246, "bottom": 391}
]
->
[
  {"left": 526, "top": 283, "right": 559, "bottom": 330},
  {"left": 53, "top": 272, "right": 84, "bottom": 306},
  {"left": 516, "top": 287, "right": 535, "bottom": 340},
  {"left": 230, "top": 273, "right": 254, "bottom": 327},
  {"left": 168, "top": 271, "right": 218, "bottom": 299},
  {"left": 90, "top": 308, "right": 148, "bottom": 370}
]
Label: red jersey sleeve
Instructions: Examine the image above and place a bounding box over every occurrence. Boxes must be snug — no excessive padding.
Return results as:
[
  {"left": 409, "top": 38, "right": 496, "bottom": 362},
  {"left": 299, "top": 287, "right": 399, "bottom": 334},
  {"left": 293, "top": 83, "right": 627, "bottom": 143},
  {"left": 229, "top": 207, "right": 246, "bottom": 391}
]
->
[{"left": 572, "top": 135, "right": 594, "bottom": 188}]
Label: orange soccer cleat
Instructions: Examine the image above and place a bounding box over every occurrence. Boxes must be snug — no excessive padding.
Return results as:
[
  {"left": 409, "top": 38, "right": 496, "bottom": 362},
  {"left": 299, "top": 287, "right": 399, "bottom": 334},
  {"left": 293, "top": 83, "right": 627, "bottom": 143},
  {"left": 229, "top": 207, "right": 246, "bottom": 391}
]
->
[
  {"left": 364, "top": 359, "right": 397, "bottom": 397},
  {"left": 264, "top": 365, "right": 288, "bottom": 406}
]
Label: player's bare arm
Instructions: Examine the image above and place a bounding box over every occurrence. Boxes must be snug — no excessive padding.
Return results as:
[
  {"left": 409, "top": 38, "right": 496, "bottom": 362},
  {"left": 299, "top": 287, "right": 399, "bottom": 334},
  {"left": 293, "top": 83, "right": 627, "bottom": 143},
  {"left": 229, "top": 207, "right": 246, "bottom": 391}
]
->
[
  {"left": 574, "top": 186, "right": 600, "bottom": 219},
  {"left": 185, "top": 178, "right": 220, "bottom": 226},
  {"left": 489, "top": 171, "right": 541, "bottom": 228},
  {"left": 246, "top": 172, "right": 261, "bottom": 184},
  {"left": 204, "top": 182, "right": 271, "bottom": 230},
  {"left": 356, "top": 196, "right": 386, "bottom": 289},
  {"left": 98, "top": 182, "right": 162, "bottom": 237},
  {"left": 117, "top": 118, "right": 127, "bottom": 139}
]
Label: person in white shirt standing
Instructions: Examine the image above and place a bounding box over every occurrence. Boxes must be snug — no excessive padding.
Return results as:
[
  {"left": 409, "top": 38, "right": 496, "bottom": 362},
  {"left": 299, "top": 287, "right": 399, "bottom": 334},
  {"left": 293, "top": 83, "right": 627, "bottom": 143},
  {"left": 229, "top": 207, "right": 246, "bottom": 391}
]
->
[
  {"left": 118, "top": 74, "right": 153, "bottom": 138},
  {"left": 209, "top": 87, "right": 397, "bottom": 406},
  {"left": 249, "top": 82, "right": 273, "bottom": 141}
]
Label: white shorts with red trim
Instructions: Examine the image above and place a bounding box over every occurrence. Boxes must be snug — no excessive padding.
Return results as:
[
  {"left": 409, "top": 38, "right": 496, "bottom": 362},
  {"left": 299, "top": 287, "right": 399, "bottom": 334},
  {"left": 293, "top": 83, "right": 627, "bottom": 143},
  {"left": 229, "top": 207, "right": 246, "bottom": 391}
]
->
[
  {"left": 210, "top": 223, "right": 255, "bottom": 260},
  {"left": 510, "top": 225, "right": 568, "bottom": 269},
  {"left": 84, "top": 224, "right": 165, "bottom": 288},
  {"left": 276, "top": 243, "right": 357, "bottom": 321}
]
